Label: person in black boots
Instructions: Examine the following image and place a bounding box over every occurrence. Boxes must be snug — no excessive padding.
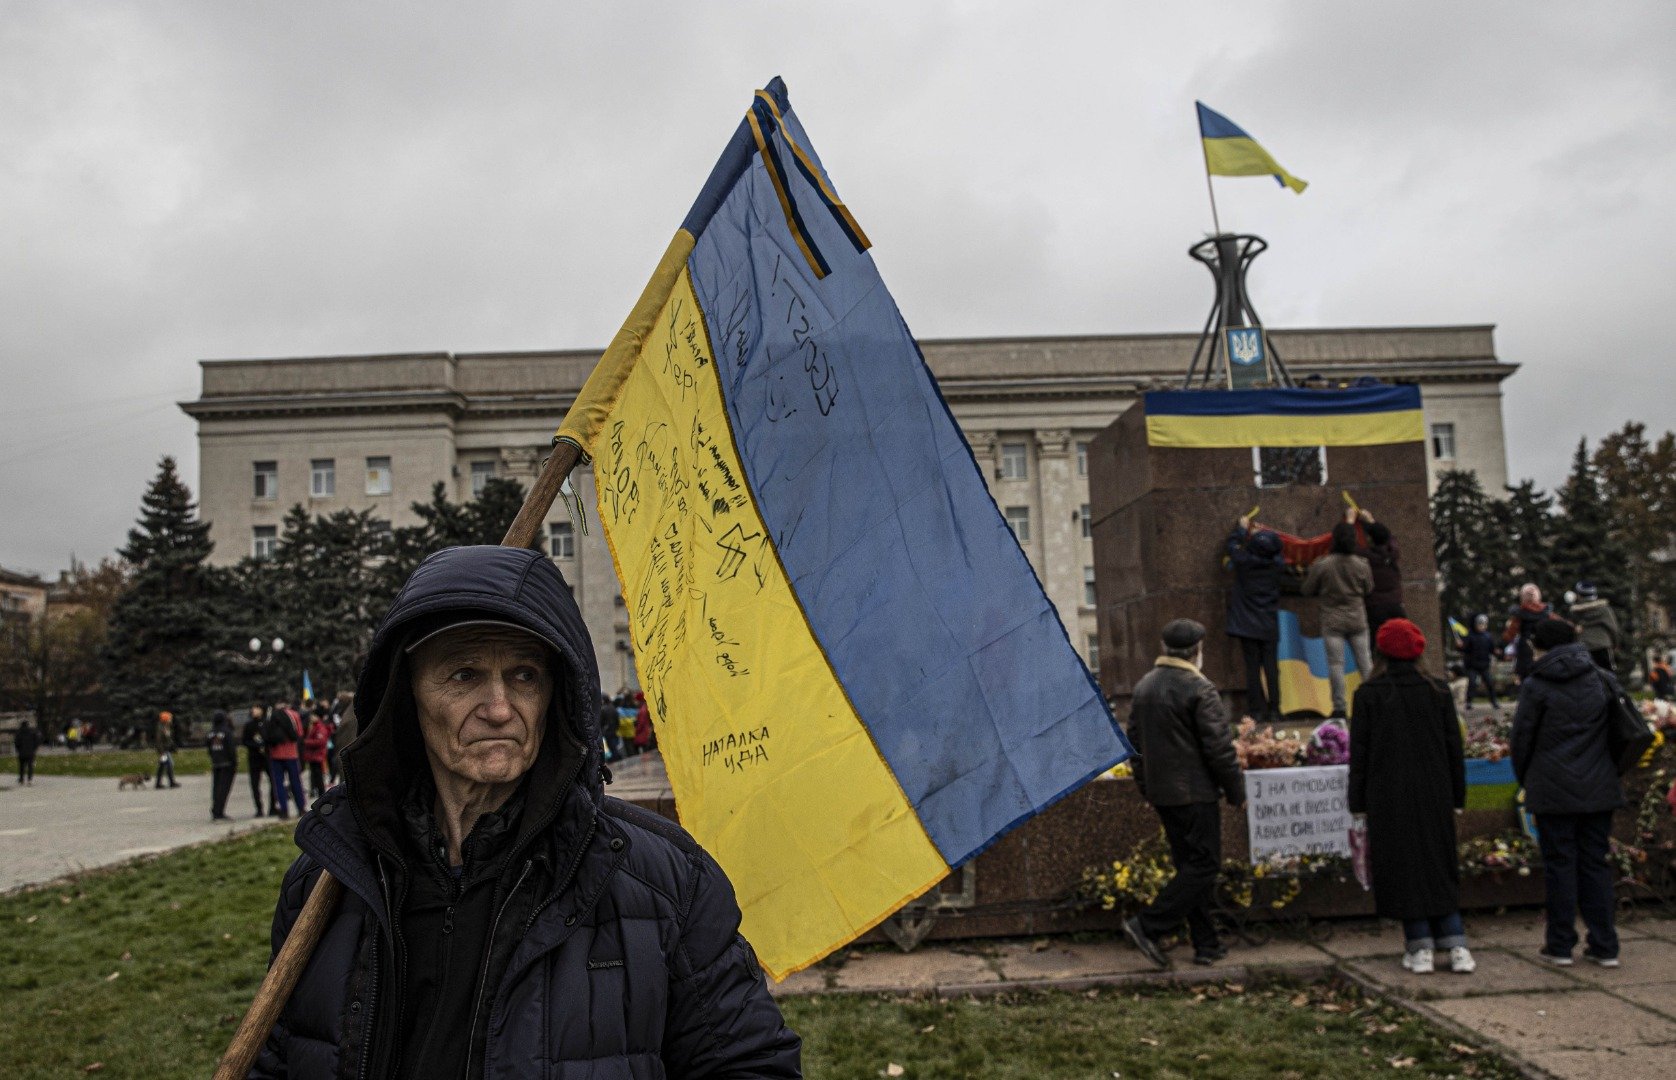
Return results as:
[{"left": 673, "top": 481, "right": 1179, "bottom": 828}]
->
[
  {"left": 241, "top": 704, "right": 273, "bottom": 817},
  {"left": 1224, "top": 515, "right": 1287, "bottom": 722},
  {"left": 14, "top": 719, "right": 41, "bottom": 785},
  {"left": 1512, "top": 619, "right": 1627, "bottom": 968},
  {"left": 206, "top": 710, "right": 237, "bottom": 820},
  {"left": 1122, "top": 619, "right": 1245, "bottom": 969}
]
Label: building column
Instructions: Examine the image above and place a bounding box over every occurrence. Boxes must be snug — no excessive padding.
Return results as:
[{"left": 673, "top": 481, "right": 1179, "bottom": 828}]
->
[{"left": 1034, "top": 428, "right": 1083, "bottom": 658}]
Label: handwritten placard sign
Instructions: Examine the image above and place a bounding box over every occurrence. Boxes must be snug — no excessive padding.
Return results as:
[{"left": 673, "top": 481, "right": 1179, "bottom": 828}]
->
[{"left": 1244, "top": 765, "right": 1352, "bottom": 863}]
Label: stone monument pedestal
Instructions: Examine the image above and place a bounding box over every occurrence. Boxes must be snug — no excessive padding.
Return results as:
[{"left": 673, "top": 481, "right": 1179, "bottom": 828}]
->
[{"left": 1088, "top": 400, "right": 1441, "bottom": 717}]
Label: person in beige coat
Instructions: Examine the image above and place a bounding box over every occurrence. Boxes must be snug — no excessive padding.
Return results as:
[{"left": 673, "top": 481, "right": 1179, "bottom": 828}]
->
[{"left": 1303, "top": 520, "right": 1374, "bottom": 717}]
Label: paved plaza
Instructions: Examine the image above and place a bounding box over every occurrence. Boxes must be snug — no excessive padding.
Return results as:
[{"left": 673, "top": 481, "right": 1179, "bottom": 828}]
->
[{"left": 0, "top": 771, "right": 276, "bottom": 892}]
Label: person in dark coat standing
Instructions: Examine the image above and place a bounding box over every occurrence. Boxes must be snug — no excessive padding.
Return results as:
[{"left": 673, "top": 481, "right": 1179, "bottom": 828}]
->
[
  {"left": 1503, "top": 584, "right": 1553, "bottom": 682},
  {"left": 1461, "top": 614, "right": 1500, "bottom": 711},
  {"left": 206, "top": 710, "right": 238, "bottom": 820},
  {"left": 1511, "top": 619, "right": 1627, "bottom": 967},
  {"left": 14, "top": 719, "right": 41, "bottom": 785},
  {"left": 1225, "top": 517, "right": 1287, "bottom": 722},
  {"left": 1355, "top": 510, "right": 1406, "bottom": 635},
  {"left": 1122, "top": 619, "right": 1245, "bottom": 969},
  {"left": 1567, "top": 583, "right": 1621, "bottom": 671},
  {"left": 240, "top": 705, "right": 274, "bottom": 817},
  {"left": 1348, "top": 618, "right": 1472, "bottom": 975},
  {"left": 249, "top": 545, "right": 800, "bottom": 1079}
]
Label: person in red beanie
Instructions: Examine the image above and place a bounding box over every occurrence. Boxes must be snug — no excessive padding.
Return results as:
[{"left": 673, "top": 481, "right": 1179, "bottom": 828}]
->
[{"left": 1348, "top": 618, "right": 1473, "bottom": 974}]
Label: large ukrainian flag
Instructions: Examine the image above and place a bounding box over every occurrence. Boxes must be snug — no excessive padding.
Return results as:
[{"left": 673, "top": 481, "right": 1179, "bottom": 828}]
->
[
  {"left": 1197, "top": 101, "right": 1308, "bottom": 194},
  {"left": 558, "top": 78, "right": 1130, "bottom": 978},
  {"left": 1145, "top": 386, "right": 1426, "bottom": 449}
]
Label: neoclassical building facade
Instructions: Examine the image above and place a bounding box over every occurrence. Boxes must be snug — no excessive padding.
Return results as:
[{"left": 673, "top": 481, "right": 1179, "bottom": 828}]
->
[{"left": 182, "top": 325, "right": 1516, "bottom": 688}]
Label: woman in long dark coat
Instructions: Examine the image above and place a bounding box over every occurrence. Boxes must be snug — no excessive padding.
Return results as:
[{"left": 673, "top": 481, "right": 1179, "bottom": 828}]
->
[{"left": 1347, "top": 618, "right": 1472, "bottom": 974}]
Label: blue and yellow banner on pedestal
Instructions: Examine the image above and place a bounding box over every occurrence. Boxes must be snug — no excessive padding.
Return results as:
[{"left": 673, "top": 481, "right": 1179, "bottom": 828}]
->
[
  {"left": 1145, "top": 386, "right": 1426, "bottom": 449},
  {"left": 558, "top": 78, "right": 1130, "bottom": 978}
]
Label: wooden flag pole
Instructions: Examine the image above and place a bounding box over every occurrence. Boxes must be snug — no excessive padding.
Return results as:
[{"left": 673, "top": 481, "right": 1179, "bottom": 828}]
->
[{"left": 214, "top": 438, "right": 584, "bottom": 1079}]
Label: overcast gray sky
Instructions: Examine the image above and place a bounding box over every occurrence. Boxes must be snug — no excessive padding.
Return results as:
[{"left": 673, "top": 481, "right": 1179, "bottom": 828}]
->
[{"left": 2, "top": 2, "right": 1672, "bottom": 575}]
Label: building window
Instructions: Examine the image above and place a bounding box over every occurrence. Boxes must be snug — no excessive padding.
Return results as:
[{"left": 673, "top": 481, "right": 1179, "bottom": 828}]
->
[
  {"left": 549, "top": 522, "right": 575, "bottom": 559},
  {"left": 365, "top": 456, "right": 393, "bottom": 496},
  {"left": 1004, "top": 505, "right": 1031, "bottom": 543},
  {"left": 1080, "top": 503, "right": 1093, "bottom": 539},
  {"left": 999, "top": 441, "right": 1028, "bottom": 480},
  {"left": 1084, "top": 565, "right": 1097, "bottom": 607},
  {"left": 1076, "top": 441, "right": 1089, "bottom": 477},
  {"left": 310, "top": 459, "right": 336, "bottom": 498},
  {"left": 1253, "top": 446, "right": 1327, "bottom": 488},
  {"left": 470, "top": 459, "right": 496, "bottom": 496},
  {"left": 252, "top": 525, "right": 278, "bottom": 560},
  {"left": 1087, "top": 633, "right": 1100, "bottom": 679},
  {"left": 253, "top": 461, "right": 278, "bottom": 500},
  {"left": 1431, "top": 422, "right": 1457, "bottom": 461}
]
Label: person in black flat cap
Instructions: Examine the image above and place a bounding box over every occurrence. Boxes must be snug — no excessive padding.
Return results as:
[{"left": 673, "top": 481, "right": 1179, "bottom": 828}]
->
[
  {"left": 1122, "top": 618, "right": 1245, "bottom": 969},
  {"left": 248, "top": 545, "right": 800, "bottom": 1079}
]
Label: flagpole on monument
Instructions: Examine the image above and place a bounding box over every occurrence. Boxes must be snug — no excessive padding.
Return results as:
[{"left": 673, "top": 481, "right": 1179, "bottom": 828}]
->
[
  {"left": 1199, "top": 128, "right": 1223, "bottom": 237},
  {"left": 213, "top": 443, "right": 583, "bottom": 1079}
]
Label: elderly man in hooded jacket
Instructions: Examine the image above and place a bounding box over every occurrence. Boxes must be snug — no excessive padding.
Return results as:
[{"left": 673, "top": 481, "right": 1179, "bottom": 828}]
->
[{"left": 249, "top": 545, "right": 801, "bottom": 1079}]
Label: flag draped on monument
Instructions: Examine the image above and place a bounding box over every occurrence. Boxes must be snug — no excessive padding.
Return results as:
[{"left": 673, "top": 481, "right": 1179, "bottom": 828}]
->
[{"left": 556, "top": 78, "right": 1131, "bottom": 978}]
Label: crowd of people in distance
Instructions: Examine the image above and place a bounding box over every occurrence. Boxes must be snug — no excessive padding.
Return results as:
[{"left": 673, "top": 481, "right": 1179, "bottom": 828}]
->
[
  {"left": 600, "top": 689, "right": 656, "bottom": 762},
  {"left": 1123, "top": 502, "right": 1647, "bottom": 976}
]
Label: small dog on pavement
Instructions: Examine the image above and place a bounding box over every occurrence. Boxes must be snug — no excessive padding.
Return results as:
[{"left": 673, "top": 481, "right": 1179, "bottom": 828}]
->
[{"left": 117, "top": 774, "right": 149, "bottom": 790}]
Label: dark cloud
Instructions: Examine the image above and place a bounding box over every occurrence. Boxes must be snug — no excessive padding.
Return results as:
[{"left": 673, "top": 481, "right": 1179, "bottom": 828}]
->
[{"left": 1, "top": 2, "right": 1671, "bottom": 572}]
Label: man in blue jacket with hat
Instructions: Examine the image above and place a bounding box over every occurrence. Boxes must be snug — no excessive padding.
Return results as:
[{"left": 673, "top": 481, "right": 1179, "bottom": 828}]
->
[{"left": 250, "top": 545, "right": 800, "bottom": 1078}]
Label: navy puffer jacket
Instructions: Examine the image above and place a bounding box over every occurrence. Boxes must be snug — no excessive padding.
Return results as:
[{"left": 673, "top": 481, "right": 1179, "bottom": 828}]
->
[
  {"left": 1224, "top": 529, "right": 1286, "bottom": 642},
  {"left": 1510, "top": 643, "right": 1626, "bottom": 816},
  {"left": 249, "top": 545, "right": 800, "bottom": 1079}
]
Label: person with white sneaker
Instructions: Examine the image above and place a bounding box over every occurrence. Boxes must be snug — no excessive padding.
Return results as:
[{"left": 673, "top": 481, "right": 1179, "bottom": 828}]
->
[{"left": 1347, "top": 619, "right": 1475, "bottom": 975}]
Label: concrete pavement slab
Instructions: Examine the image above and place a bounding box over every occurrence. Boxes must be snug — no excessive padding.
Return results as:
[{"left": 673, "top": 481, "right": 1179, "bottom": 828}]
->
[
  {"left": 1608, "top": 984, "right": 1676, "bottom": 1021},
  {"left": 1345, "top": 948, "right": 1579, "bottom": 1000},
  {"left": 989, "top": 939, "right": 1137, "bottom": 982},
  {"left": 0, "top": 774, "right": 278, "bottom": 892},
  {"left": 1429, "top": 989, "right": 1676, "bottom": 1054},
  {"left": 1526, "top": 1044, "right": 1676, "bottom": 1080},
  {"left": 767, "top": 967, "right": 828, "bottom": 996},
  {"left": 833, "top": 949, "right": 1000, "bottom": 992},
  {"left": 1562, "top": 938, "right": 1676, "bottom": 988},
  {"left": 1226, "top": 938, "right": 1335, "bottom": 967},
  {"left": 1314, "top": 923, "right": 1403, "bottom": 959}
]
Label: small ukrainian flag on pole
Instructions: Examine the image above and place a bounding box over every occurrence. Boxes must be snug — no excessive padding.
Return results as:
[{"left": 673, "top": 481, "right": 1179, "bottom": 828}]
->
[
  {"left": 1196, "top": 101, "right": 1306, "bottom": 234},
  {"left": 301, "top": 669, "right": 314, "bottom": 704},
  {"left": 1197, "top": 102, "right": 1308, "bottom": 193}
]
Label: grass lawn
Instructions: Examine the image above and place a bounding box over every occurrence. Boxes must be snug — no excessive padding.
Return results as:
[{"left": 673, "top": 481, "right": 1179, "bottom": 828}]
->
[
  {"left": 0, "top": 830, "right": 1519, "bottom": 1079},
  {"left": 2, "top": 747, "right": 215, "bottom": 778}
]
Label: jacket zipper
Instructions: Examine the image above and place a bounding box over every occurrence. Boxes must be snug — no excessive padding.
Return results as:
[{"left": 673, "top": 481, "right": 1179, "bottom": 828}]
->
[
  {"left": 462, "top": 857, "right": 535, "bottom": 1079},
  {"left": 357, "top": 863, "right": 394, "bottom": 1080},
  {"left": 522, "top": 816, "right": 597, "bottom": 935}
]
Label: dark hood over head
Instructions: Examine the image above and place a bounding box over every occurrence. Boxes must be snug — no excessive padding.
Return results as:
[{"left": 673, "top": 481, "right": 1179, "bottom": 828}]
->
[{"left": 342, "top": 545, "right": 604, "bottom": 861}]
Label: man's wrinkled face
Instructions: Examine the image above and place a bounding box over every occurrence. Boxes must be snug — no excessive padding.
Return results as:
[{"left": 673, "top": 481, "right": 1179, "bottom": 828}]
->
[{"left": 410, "top": 626, "right": 553, "bottom": 787}]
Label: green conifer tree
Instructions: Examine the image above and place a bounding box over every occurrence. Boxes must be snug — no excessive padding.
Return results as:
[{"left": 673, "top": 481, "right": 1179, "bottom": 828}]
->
[
  {"left": 100, "top": 457, "right": 243, "bottom": 737},
  {"left": 1430, "top": 468, "right": 1511, "bottom": 636}
]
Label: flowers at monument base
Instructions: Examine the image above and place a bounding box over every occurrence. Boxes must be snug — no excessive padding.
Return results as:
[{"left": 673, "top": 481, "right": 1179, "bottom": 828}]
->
[
  {"left": 1641, "top": 698, "right": 1674, "bottom": 732},
  {"left": 1234, "top": 717, "right": 1309, "bottom": 769},
  {"left": 1303, "top": 719, "right": 1350, "bottom": 766}
]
